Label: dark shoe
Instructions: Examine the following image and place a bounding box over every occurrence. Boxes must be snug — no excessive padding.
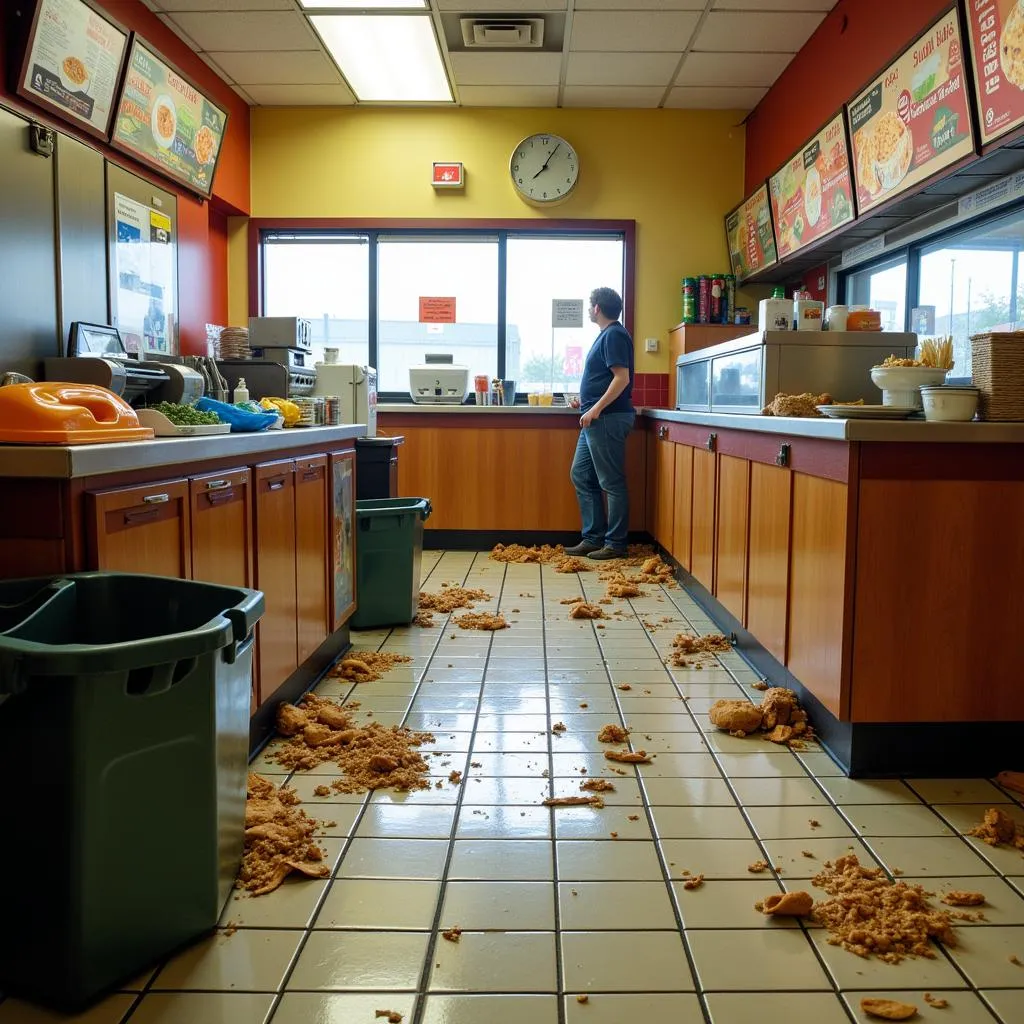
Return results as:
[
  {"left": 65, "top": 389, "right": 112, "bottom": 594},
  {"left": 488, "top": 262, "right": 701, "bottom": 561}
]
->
[
  {"left": 564, "top": 540, "right": 602, "bottom": 556},
  {"left": 588, "top": 546, "right": 627, "bottom": 560}
]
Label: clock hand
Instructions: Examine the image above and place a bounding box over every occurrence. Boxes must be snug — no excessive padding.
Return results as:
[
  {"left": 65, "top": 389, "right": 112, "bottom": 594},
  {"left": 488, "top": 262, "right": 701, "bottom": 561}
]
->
[{"left": 532, "top": 142, "right": 561, "bottom": 178}]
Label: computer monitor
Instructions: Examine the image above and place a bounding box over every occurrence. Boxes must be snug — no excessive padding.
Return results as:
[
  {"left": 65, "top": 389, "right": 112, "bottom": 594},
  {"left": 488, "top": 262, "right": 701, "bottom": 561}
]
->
[{"left": 68, "top": 322, "right": 128, "bottom": 358}]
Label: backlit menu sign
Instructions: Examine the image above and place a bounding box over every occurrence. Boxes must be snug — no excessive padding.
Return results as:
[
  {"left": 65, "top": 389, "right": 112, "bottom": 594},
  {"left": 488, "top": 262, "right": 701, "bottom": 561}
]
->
[
  {"left": 725, "top": 184, "right": 778, "bottom": 283},
  {"left": 966, "top": 0, "right": 1024, "bottom": 146}
]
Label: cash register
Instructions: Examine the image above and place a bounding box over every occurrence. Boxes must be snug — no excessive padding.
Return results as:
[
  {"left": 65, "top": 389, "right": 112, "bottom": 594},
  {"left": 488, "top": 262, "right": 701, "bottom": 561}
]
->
[{"left": 44, "top": 322, "right": 204, "bottom": 407}]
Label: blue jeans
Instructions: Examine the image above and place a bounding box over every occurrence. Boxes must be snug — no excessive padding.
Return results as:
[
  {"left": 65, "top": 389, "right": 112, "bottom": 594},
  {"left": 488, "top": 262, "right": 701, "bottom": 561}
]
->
[{"left": 570, "top": 410, "right": 635, "bottom": 550}]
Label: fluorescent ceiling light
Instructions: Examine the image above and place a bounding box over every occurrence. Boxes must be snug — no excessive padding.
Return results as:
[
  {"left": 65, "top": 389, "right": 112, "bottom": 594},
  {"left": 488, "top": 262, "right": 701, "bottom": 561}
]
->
[
  {"left": 301, "top": 1, "right": 427, "bottom": 8},
  {"left": 312, "top": 14, "right": 451, "bottom": 102}
]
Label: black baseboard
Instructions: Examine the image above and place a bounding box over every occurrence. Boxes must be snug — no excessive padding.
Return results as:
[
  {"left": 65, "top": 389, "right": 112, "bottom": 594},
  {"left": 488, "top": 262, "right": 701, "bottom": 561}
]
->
[
  {"left": 659, "top": 546, "right": 1023, "bottom": 779},
  {"left": 248, "top": 625, "right": 351, "bottom": 755},
  {"left": 424, "top": 529, "right": 654, "bottom": 551}
]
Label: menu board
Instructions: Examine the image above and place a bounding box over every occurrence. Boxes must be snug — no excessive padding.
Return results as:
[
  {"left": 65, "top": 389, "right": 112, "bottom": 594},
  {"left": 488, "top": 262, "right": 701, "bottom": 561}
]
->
[
  {"left": 847, "top": 7, "right": 975, "bottom": 215},
  {"left": 17, "top": 0, "right": 128, "bottom": 140},
  {"left": 966, "top": 0, "right": 1024, "bottom": 146},
  {"left": 111, "top": 37, "right": 228, "bottom": 198},
  {"left": 725, "top": 184, "right": 778, "bottom": 282},
  {"left": 769, "top": 113, "right": 855, "bottom": 258}
]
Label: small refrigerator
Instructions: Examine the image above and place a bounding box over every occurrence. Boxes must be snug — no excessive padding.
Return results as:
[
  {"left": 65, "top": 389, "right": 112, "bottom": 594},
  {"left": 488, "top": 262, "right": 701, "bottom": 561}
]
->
[{"left": 314, "top": 364, "right": 377, "bottom": 435}]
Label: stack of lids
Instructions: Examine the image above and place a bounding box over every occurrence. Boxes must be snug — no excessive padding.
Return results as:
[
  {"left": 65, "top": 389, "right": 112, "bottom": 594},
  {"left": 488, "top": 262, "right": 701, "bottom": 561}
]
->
[{"left": 218, "top": 326, "right": 250, "bottom": 360}]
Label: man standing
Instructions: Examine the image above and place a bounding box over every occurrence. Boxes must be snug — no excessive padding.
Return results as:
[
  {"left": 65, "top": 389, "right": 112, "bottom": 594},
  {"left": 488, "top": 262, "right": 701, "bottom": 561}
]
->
[{"left": 565, "top": 287, "right": 635, "bottom": 560}]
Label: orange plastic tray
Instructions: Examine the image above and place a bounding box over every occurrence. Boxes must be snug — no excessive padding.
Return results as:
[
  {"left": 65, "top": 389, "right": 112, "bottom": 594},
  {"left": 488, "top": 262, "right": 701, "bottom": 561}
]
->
[{"left": 0, "top": 382, "right": 155, "bottom": 445}]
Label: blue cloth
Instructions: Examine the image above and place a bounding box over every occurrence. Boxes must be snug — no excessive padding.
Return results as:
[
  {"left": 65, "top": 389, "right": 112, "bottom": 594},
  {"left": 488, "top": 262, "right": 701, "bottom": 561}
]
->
[
  {"left": 570, "top": 410, "right": 635, "bottom": 551},
  {"left": 579, "top": 322, "right": 634, "bottom": 414},
  {"left": 195, "top": 397, "right": 278, "bottom": 432}
]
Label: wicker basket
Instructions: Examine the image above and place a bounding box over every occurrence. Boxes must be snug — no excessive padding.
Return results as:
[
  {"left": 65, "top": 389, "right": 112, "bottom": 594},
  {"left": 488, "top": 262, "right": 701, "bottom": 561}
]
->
[{"left": 970, "top": 331, "right": 1024, "bottom": 421}]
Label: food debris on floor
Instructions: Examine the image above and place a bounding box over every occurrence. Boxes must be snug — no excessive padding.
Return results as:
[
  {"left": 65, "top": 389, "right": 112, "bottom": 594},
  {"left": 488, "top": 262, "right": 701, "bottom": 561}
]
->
[
  {"left": 597, "top": 723, "right": 629, "bottom": 743},
  {"left": 923, "top": 994, "right": 949, "bottom": 1008},
  {"left": 554, "top": 556, "right": 592, "bottom": 573},
  {"left": 707, "top": 686, "right": 810, "bottom": 745},
  {"left": 580, "top": 778, "right": 615, "bottom": 792},
  {"left": 860, "top": 997, "right": 918, "bottom": 1021},
  {"left": 419, "top": 586, "right": 492, "bottom": 613},
  {"left": 682, "top": 874, "right": 705, "bottom": 890},
  {"left": 747, "top": 860, "right": 770, "bottom": 874},
  {"left": 809, "top": 818, "right": 822, "bottom": 829},
  {"left": 543, "top": 795, "right": 605, "bottom": 808},
  {"left": 605, "top": 573, "right": 642, "bottom": 598},
  {"left": 966, "top": 807, "right": 1024, "bottom": 849},
  {"left": 1010, "top": 954, "right": 1023, "bottom": 966},
  {"left": 271, "top": 695, "right": 435, "bottom": 791},
  {"left": 238, "top": 774, "right": 330, "bottom": 895},
  {"left": 939, "top": 890, "right": 986, "bottom": 907},
  {"left": 810, "top": 854, "right": 957, "bottom": 962},
  {"left": 576, "top": 994, "right": 589, "bottom": 1004},
  {"left": 441, "top": 926, "right": 462, "bottom": 943},
  {"left": 448, "top": 770, "right": 462, "bottom": 784},
  {"left": 605, "top": 748, "right": 652, "bottom": 764},
  {"left": 569, "top": 602, "right": 606, "bottom": 620},
  {"left": 616, "top": 683, "right": 632, "bottom": 691},
  {"left": 561, "top": 596, "right": 585, "bottom": 605},
  {"left": 669, "top": 631, "right": 732, "bottom": 667},
  {"left": 454, "top": 611, "right": 509, "bottom": 630},
  {"left": 375, "top": 1010, "right": 403, "bottom": 1023},
  {"left": 552, "top": 721, "right": 567, "bottom": 734},
  {"left": 756, "top": 891, "right": 814, "bottom": 917},
  {"left": 330, "top": 650, "right": 413, "bottom": 683}
]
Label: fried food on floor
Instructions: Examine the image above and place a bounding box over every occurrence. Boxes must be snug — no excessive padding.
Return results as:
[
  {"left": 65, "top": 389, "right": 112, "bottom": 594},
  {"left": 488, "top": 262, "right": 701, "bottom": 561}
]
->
[
  {"left": 860, "top": 998, "right": 918, "bottom": 1020},
  {"left": 554, "top": 556, "right": 592, "bottom": 573},
  {"left": 757, "top": 891, "right": 814, "bottom": 917},
  {"left": 604, "top": 749, "right": 652, "bottom": 764},
  {"left": 580, "top": 778, "right": 616, "bottom": 793},
  {"left": 923, "top": 994, "right": 948, "bottom": 1008},
  {"left": 669, "top": 631, "right": 731, "bottom": 666},
  {"left": 747, "top": 860, "right": 770, "bottom": 874},
  {"left": 560, "top": 596, "right": 585, "bottom": 605},
  {"left": 597, "top": 723, "right": 629, "bottom": 744},
  {"left": 605, "top": 573, "right": 642, "bottom": 598},
  {"left": 940, "top": 890, "right": 986, "bottom": 907},
  {"left": 682, "top": 874, "right": 705, "bottom": 890},
  {"left": 544, "top": 795, "right": 605, "bottom": 808},
  {"left": 441, "top": 926, "right": 462, "bottom": 943},
  {"left": 419, "top": 586, "right": 492, "bottom": 613},
  {"left": 708, "top": 699, "right": 764, "bottom": 736},
  {"left": 413, "top": 610, "right": 435, "bottom": 627},
  {"left": 569, "top": 602, "right": 606, "bottom": 619},
  {"left": 552, "top": 722, "right": 567, "bottom": 734},
  {"left": 375, "top": 1012, "right": 403, "bottom": 1023},
  {"left": 454, "top": 611, "right": 509, "bottom": 630},
  {"left": 330, "top": 650, "right": 413, "bottom": 683},
  {"left": 967, "top": 807, "right": 1024, "bottom": 848}
]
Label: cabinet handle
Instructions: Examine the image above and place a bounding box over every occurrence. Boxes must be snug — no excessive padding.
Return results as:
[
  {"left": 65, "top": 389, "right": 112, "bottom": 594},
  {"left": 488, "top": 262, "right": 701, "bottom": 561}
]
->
[
  {"left": 124, "top": 508, "right": 159, "bottom": 524},
  {"left": 658, "top": 425, "right": 668, "bottom": 439},
  {"left": 207, "top": 489, "right": 235, "bottom": 506},
  {"left": 775, "top": 443, "right": 791, "bottom": 467},
  {"left": 142, "top": 493, "right": 169, "bottom": 504},
  {"left": 205, "top": 479, "right": 229, "bottom": 491},
  {"left": 705, "top": 432, "right": 717, "bottom": 452},
  {"left": 268, "top": 478, "right": 286, "bottom": 491},
  {"left": 302, "top": 470, "right": 319, "bottom": 482}
]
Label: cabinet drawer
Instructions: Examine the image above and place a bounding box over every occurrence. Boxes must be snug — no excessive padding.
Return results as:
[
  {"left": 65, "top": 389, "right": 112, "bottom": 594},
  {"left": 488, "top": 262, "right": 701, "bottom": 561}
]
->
[{"left": 190, "top": 468, "right": 254, "bottom": 589}]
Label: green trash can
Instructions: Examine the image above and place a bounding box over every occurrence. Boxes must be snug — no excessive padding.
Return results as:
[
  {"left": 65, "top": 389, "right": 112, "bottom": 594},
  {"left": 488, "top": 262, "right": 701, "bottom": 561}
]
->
[
  {"left": 352, "top": 497, "right": 432, "bottom": 629},
  {"left": 0, "top": 572, "right": 263, "bottom": 1011}
]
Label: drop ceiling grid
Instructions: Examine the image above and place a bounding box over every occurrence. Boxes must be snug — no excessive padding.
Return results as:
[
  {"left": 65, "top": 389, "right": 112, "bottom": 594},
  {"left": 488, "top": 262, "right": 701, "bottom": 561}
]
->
[{"left": 141, "top": 0, "right": 834, "bottom": 108}]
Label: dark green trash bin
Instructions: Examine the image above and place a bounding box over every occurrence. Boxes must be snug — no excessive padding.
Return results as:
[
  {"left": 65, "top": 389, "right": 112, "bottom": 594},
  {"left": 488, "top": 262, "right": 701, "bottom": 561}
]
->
[
  {"left": 0, "top": 572, "right": 263, "bottom": 1011},
  {"left": 352, "top": 497, "right": 431, "bottom": 629}
]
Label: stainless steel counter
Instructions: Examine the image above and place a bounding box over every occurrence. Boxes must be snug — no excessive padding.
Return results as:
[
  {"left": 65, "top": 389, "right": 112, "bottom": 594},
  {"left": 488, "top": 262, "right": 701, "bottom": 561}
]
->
[
  {"left": 0, "top": 424, "right": 366, "bottom": 479},
  {"left": 643, "top": 408, "right": 1024, "bottom": 443}
]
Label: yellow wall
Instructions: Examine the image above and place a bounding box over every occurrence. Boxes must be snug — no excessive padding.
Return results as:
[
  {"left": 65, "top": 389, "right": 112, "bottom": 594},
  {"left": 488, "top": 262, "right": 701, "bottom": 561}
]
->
[{"left": 230, "top": 106, "right": 748, "bottom": 373}]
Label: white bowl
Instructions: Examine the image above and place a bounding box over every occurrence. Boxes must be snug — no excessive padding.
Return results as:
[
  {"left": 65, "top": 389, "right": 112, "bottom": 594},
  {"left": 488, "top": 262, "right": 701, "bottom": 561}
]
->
[
  {"left": 920, "top": 386, "right": 979, "bottom": 422},
  {"left": 870, "top": 365, "right": 948, "bottom": 409}
]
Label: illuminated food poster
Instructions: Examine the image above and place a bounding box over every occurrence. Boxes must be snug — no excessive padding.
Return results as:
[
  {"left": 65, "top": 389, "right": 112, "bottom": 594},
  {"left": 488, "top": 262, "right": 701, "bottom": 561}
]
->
[
  {"left": 966, "top": 0, "right": 1024, "bottom": 146},
  {"left": 847, "top": 7, "right": 975, "bottom": 215},
  {"left": 725, "top": 185, "right": 778, "bottom": 282},
  {"left": 769, "top": 112, "right": 855, "bottom": 258}
]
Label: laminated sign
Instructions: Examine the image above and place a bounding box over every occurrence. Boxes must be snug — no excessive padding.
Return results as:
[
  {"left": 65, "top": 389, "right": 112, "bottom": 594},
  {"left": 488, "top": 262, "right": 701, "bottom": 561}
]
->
[{"left": 966, "top": 0, "right": 1024, "bottom": 145}]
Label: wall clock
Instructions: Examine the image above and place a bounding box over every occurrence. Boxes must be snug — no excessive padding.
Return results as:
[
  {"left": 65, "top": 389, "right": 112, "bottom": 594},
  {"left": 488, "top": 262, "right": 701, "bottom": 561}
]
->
[{"left": 510, "top": 133, "right": 579, "bottom": 204}]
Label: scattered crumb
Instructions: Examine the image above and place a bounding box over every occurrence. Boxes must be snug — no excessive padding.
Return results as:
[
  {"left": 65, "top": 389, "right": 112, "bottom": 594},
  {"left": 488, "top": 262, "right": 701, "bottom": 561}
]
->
[
  {"left": 441, "top": 926, "right": 462, "bottom": 943},
  {"left": 801, "top": 850, "right": 816, "bottom": 859},
  {"left": 752, "top": 678, "right": 770, "bottom": 691},
  {"left": 747, "top": 860, "right": 770, "bottom": 874},
  {"left": 313, "top": 785, "right": 331, "bottom": 797},
  {"left": 597, "top": 723, "right": 629, "bottom": 743},
  {"left": 375, "top": 1011, "right": 403, "bottom": 1023},
  {"left": 580, "top": 779, "right": 616, "bottom": 793},
  {"left": 923, "top": 994, "right": 948, "bottom": 1009},
  {"left": 329, "top": 650, "right": 413, "bottom": 683},
  {"left": 571, "top": 888, "right": 578, "bottom": 896},
  {"left": 860, "top": 998, "right": 918, "bottom": 1021},
  {"left": 544, "top": 795, "right": 605, "bottom": 808},
  {"left": 940, "top": 890, "right": 985, "bottom": 907},
  {"left": 470, "top": 761, "right": 482, "bottom": 768},
  {"left": 454, "top": 611, "right": 509, "bottom": 631},
  {"left": 579, "top": 702, "right": 589, "bottom": 708},
  {"left": 669, "top": 631, "right": 731, "bottom": 667},
  {"left": 682, "top": 874, "right": 705, "bottom": 890},
  {"left": 616, "top": 683, "right": 632, "bottom": 691},
  {"left": 809, "top": 819, "right": 821, "bottom": 829},
  {"left": 756, "top": 891, "right": 814, "bottom": 917},
  {"left": 1011, "top": 954, "right": 1023, "bottom": 966},
  {"left": 221, "top": 921, "right": 239, "bottom": 937},
  {"left": 569, "top": 602, "right": 606, "bottom": 620},
  {"left": 560, "top": 596, "right": 585, "bottom": 605},
  {"left": 604, "top": 749, "right": 651, "bottom": 764},
  {"left": 628, "top": 814, "right": 640, "bottom": 821},
  {"left": 552, "top": 722, "right": 567, "bottom": 734},
  {"left": 610, "top": 831, "right": 619, "bottom": 838},
  {"left": 576, "top": 994, "right": 589, "bottom": 1004},
  {"left": 419, "top": 587, "right": 491, "bottom": 614},
  {"left": 967, "top": 807, "right": 1024, "bottom": 849},
  {"left": 448, "top": 771, "right": 462, "bottom": 784}
]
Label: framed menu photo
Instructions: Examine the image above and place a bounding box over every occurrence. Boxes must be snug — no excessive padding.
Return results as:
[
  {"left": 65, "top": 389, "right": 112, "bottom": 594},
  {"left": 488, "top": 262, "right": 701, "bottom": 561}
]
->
[
  {"left": 965, "top": 0, "right": 1024, "bottom": 148},
  {"left": 847, "top": 6, "right": 975, "bottom": 216},
  {"left": 725, "top": 184, "right": 778, "bottom": 283},
  {"left": 111, "top": 36, "right": 228, "bottom": 199},
  {"left": 16, "top": 0, "right": 129, "bottom": 141},
  {"left": 769, "top": 112, "right": 856, "bottom": 259}
]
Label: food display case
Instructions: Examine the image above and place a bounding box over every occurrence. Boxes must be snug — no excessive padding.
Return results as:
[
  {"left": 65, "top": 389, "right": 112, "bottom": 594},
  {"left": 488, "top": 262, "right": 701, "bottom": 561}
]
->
[{"left": 675, "top": 330, "right": 918, "bottom": 414}]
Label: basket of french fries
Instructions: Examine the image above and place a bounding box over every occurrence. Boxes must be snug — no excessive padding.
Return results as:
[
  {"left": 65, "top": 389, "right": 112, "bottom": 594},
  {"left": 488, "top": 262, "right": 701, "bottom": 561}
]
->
[{"left": 970, "top": 330, "right": 1024, "bottom": 421}]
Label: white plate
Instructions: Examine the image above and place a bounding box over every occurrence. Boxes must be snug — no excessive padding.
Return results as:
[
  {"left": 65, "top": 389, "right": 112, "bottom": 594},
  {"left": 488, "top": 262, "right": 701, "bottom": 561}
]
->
[
  {"left": 151, "top": 95, "right": 177, "bottom": 149},
  {"left": 817, "top": 404, "right": 917, "bottom": 420}
]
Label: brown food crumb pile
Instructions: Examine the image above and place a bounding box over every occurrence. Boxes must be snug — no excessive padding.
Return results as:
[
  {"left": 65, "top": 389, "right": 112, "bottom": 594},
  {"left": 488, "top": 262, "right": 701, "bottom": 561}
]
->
[
  {"left": 638, "top": 556, "right": 674, "bottom": 583},
  {"left": 597, "top": 723, "right": 629, "bottom": 744},
  {"left": 682, "top": 874, "right": 705, "bottom": 890},
  {"left": 1010, "top": 954, "right": 1023, "bottom": 966},
  {"left": 544, "top": 795, "right": 605, "bottom": 808},
  {"left": 375, "top": 1011, "right": 403, "bottom": 1023},
  {"left": 709, "top": 700, "right": 764, "bottom": 737},
  {"left": 860, "top": 998, "right": 918, "bottom": 1021},
  {"left": 747, "top": 860, "right": 770, "bottom": 874},
  {"left": 605, "top": 749, "right": 651, "bottom": 764},
  {"left": 569, "top": 602, "right": 606, "bottom": 620},
  {"left": 924, "top": 994, "right": 949, "bottom": 1009},
  {"left": 811, "top": 854, "right": 957, "bottom": 963},
  {"left": 330, "top": 651, "right": 412, "bottom": 683},
  {"left": 967, "top": 807, "right": 1024, "bottom": 849},
  {"left": 419, "top": 586, "right": 492, "bottom": 613},
  {"left": 413, "top": 610, "right": 436, "bottom": 628},
  {"left": 576, "top": 994, "right": 589, "bottom": 1004},
  {"left": 490, "top": 543, "right": 567, "bottom": 563},
  {"left": 809, "top": 818, "right": 821, "bottom": 829},
  {"left": 756, "top": 891, "right": 814, "bottom": 917},
  {"left": 940, "top": 890, "right": 986, "bottom": 907},
  {"left": 580, "top": 778, "right": 616, "bottom": 793},
  {"left": 441, "top": 926, "right": 462, "bottom": 943},
  {"left": 763, "top": 391, "right": 833, "bottom": 418},
  {"left": 669, "top": 632, "right": 731, "bottom": 666},
  {"left": 552, "top": 722, "right": 567, "bottom": 734},
  {"left": 708, "top": 687, "right": 810, "bottom": 744},
  {"left": 448, "top": 770, "right": 462, "bottom": 784},
  {"left": 454, "top": 611, "right": 509, "bottom": 631},
  {"left": 561, "top": 596, "right": 585, "bottom": 605},
  {"left": 554, "top": 556, "right": 592, "bottom": 573},
  {"left": 605, "top": 573, "right": 642, "bottom": 599},
  {"left": 271, "top": 695, "right": 435, "bottom": 792},
  {"left": 238, "top": 774, "right": 330, "bottom": 896},
  {"left": 616, "top": 683, "right": 632, "bottom": 691},
  {"left": 751, "top": 679, "right": 770, "bottom": 691},
  {"left": 313, "top": 785, "right": 331, "bottom": 797}
]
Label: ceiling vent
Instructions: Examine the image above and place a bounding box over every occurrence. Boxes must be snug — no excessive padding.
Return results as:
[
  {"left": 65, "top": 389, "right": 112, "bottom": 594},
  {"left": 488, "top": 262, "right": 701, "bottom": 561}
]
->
[{"left": 459, "top": 17, "right": 544, "bottom": 48}]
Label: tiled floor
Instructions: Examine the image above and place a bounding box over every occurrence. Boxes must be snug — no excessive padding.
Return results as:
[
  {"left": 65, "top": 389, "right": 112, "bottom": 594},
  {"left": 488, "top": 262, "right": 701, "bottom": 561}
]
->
[{"left": 5, "top": 550, "right": 1024, "bottom": 1023}]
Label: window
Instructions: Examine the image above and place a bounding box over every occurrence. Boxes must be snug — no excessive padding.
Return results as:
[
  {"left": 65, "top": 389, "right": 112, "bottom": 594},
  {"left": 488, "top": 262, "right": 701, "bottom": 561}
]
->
[
  {"left": 259, "top": 224, "right": 630, "bottom": 397},
  {"left": 846, "top": 255, "right": 907, "bottom": 332},
  {"left": 263, "top": 235, "right": 369, "bottom": 366}
]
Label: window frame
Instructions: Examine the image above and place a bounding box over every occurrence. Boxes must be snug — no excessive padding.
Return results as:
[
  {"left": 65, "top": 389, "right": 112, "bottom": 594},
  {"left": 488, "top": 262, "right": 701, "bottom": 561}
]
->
[{"left": 250, "top": 218, "right": 635, "bottom": 402}]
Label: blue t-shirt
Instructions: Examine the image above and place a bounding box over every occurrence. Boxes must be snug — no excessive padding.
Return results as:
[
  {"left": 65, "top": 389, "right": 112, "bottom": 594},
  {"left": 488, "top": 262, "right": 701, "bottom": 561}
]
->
[{"left": 580, "top": 322, "right": 634, "bottom": 414}]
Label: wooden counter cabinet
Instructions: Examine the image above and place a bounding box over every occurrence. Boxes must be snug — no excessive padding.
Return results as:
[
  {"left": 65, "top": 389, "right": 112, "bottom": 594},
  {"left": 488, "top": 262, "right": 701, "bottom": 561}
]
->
[
  {"left": 295, "top": 455, "right": 329, "bottom": 663},
  {"left": 189, "top": 468, "right": 254, "bottom": 590}
]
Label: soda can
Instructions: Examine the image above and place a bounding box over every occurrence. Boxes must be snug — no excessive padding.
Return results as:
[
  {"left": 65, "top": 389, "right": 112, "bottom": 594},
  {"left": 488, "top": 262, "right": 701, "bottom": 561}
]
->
[
  {"left": 681, "top": 278, "right": 697, "bottom": 324},
  {"left": 724, "top": 275, "right": 736, "bottom": 325},
  {"left": 697, "top": 276, "right": 711, "bottom": 324},
  {"left": 710, "top": 277, "right": 725, "bottom": 323}
]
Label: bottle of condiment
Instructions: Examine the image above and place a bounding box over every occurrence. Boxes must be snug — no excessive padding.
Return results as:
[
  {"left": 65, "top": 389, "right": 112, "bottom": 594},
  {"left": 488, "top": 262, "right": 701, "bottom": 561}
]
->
[{"left": 234, "top": 377, "right": 250, "bottom": 404}]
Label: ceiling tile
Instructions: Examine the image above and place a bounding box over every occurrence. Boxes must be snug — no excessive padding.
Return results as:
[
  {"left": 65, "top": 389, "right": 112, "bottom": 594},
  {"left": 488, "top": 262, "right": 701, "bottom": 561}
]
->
[
  {"left": 665, "top": 85, "right": 767, "bottom": 109},
  {"left": 165, "top": 11, "right": 318, "bottom": 52},
  {"left": 570, "top": 10, "right": 699, "bottom": 52},
  {"left": 231, "top": 84, "right": 256, "bottom": 105},
  {"left": 449, "top": 51, "right": 562, "bottom": 86},
  {"left": 458, "top": 85, "right": 560, "bottom": 106},
  {"left": 157, "top": 0, "right": 293, "bottom": 10},
  {"left": 208, "top": 50, "right": 342, "bottom": 86},
  {"left": 139, "top": 0, "right": 161, "bottom": 11},
  {"left": 156, "top": 12, "right": 201, "bottom": 50},
  {"left": 566, "top": 51, "right": 681, "bottom": 87},
  {"left": 562, "top": 85, "right": 665, "bottom": 108},
  {"left": 242, "top": 82, "right": 356, "bottom": 106},
  {"left": 576, "top": 0, "right": 703, "bottom": 8},
  {"left": 436, "top": 0, "right": 567, "bottom": 9},
  {"left": 693, "top": 11, "right": 825, "bottom": 51},
  {"left": 675, "top": 50, "right": 793, "bottom": 88},
  {"left": 713, "top": 0, "right": 835, "bottom": 10},
  {"left": 195, "top": 51, "right": 234, "bottom": 83}
]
